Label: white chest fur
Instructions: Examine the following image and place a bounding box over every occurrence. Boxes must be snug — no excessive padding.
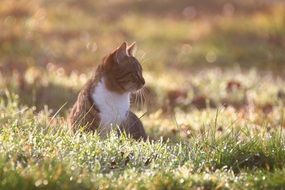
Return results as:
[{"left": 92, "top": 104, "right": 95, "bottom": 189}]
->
[{"left": 92, "top": 78, "right": 130, "bottom": 129}]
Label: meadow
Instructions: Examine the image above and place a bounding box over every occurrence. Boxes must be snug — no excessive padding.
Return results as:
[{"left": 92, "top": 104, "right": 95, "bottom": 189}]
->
[{"left": 1, "top": 0, "right": 285, "bottom": 189}]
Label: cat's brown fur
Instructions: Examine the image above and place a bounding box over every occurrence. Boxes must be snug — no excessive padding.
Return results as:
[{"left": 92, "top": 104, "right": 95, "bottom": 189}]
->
[
  {"left": 69, "top": 42, "right": 147, "bottom": 140},
  {"left": 68, "top": 72, "right": 101, "bottom": 132}
]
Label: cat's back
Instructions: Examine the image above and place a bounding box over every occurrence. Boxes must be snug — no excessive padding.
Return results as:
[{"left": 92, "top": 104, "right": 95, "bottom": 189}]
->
[{"left": 69, "top": 79, "right": 100, "bottom": 131}]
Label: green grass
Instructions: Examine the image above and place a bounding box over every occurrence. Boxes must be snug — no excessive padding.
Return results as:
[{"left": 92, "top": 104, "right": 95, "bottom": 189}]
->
[
  {"left": 1, "top": 0, "right": 285, "bottom": 189},
  {"left": 0, "top": 93, "right": 285, "bottom": 189}
]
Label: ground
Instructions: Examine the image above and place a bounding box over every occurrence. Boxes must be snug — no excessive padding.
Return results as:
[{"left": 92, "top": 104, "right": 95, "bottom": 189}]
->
[{"left": 0, "top": 0, "right": 285, "bottom": 189}]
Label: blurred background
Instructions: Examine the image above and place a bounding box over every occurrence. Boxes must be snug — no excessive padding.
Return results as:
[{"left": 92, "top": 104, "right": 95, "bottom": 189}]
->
[{"left": 0, "top": 0, "right": 285, "bottom": 121}]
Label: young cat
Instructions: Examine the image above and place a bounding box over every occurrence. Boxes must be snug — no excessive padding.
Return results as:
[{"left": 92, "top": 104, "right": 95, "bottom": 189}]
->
[{"left": 69, "top": 42, "right": 147, "bottom": 140}]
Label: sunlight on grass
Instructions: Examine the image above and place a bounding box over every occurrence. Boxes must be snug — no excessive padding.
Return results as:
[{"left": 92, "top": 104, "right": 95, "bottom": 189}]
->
[
  {"left": 0, "top": 94, "right": 284, "bottom": 189},
  {"left": 1, "top": 0, "right": 285, "bottom": 189}
]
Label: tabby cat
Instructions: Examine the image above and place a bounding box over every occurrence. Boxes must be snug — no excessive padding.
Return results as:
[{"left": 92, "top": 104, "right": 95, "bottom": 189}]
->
[{"left": 69, "top": 42, "right": 147, "bottom": 140}]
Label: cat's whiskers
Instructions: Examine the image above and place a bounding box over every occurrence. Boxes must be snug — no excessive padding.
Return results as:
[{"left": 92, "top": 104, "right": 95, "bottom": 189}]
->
[
  {"left": 135, "top": 87, "right": 146, "bottom": 109},
  {"left": 133, "top": 91, "right": 138, "bottom": 108},
  {"left": 140, "top": 89, "right": 144, "bottom": 108},
  {"left": 137, "top": 90, "right": 141, "bottom": 108},
  {"left": 142, "top": 88, "right": 147, "bottom": 107}
]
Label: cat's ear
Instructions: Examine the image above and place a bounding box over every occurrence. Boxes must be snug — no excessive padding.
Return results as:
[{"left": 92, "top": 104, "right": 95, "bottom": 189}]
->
[
  {"left": 115, "top": 42, "right": 128, "bottom": 63},
  {"left": 128, "top": 42, "right": 137, "bottom": 56}
]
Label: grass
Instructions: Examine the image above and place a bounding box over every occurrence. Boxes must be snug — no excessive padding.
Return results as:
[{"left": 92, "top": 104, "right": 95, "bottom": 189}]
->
[
  {"left": 1, "top": 0, "right": 285, "bottom": 189},
  {"left": 0, "top": 93, "right": 285, "bottom": 189}
]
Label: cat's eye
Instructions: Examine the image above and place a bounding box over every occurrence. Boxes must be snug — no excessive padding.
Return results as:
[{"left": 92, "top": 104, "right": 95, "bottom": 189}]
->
[{"left": 117, "top": 72, "right": 132, "bottom": 79}]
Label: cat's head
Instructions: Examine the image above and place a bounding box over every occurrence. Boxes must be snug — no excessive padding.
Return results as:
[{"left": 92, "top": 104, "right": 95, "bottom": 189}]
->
[{"left": 101, "top": 42, "right": 145, "bottom": 94}]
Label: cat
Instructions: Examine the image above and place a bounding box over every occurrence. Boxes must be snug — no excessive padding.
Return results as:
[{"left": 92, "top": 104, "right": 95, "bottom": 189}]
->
[{"left": 69, "top": 42, "right": 147, "bottom": 140}]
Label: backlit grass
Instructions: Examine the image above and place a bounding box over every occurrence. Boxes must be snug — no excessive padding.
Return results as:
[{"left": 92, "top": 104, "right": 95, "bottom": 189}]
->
[
  {"left": 0, "top": 93, "right": 285, "bottom": 189},
  {"left": 1, "top": 0, "right": 285, "bottom": 189}
]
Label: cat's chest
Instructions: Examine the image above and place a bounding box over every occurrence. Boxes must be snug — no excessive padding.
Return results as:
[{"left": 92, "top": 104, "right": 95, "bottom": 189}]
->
[{"left": 91, "top": 80, "right": 130, "bottom": 126}]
